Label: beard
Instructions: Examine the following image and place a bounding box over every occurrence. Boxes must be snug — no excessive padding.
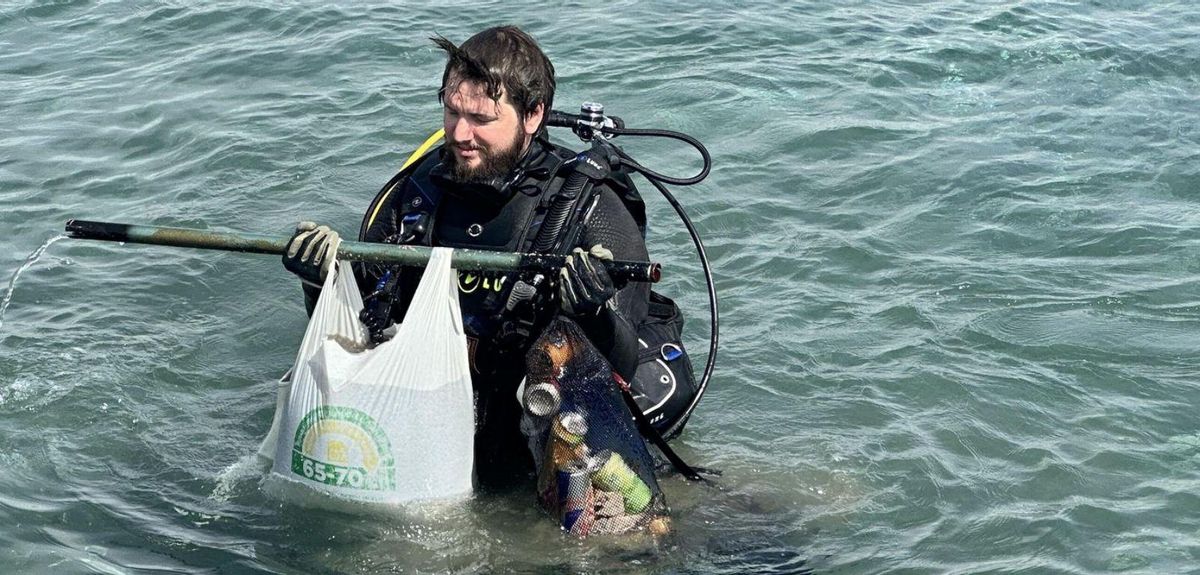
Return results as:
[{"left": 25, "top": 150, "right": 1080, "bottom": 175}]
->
[{"left": 448, "top": 126, "right": 527, "bottom": 185}]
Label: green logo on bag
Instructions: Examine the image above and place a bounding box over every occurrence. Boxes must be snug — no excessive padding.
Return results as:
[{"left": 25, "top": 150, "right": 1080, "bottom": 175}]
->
[{"left": 291, "top": 406, "right": 395, "bottom": 490}]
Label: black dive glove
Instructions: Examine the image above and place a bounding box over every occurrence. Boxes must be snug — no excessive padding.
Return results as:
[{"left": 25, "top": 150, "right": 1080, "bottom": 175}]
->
[
  {"left": 559, "top": 245, "right": 616, "bottom": 317},
  {"left": 282, "top": 221, "right": 341, "bottom": 286},
  {"left": 559, "top": 244, "right": 639, "bottom": 379}
]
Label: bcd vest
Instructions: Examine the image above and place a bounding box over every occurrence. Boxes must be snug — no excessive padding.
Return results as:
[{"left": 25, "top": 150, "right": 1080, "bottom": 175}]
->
[{"left": 357, "top": 141, "right": 699, "bottom": 439}]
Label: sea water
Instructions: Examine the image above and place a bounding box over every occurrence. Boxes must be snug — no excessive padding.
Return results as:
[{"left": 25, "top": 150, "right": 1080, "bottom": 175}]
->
[{"left": 1, "top": 2, "right": 1198, "bottom": 573}]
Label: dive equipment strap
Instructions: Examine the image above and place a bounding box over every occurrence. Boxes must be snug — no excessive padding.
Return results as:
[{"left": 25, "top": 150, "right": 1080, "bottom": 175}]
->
[
  {"left": 360, "top": 267, "right": 401, "bottom": 342},
  {"left": 615, "top": 374, "right": 716, "bottom": 483}
]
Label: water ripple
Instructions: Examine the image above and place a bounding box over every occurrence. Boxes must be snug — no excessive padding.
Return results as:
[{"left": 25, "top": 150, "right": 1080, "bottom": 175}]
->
[{"left": 3, "top": 1, "right": 1200, "bottom": 573}]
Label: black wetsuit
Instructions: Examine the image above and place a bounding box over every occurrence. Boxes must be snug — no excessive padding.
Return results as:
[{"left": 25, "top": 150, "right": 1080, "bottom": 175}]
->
[{"left": 301, "top": 136, "right": 650, "bottom": 485}]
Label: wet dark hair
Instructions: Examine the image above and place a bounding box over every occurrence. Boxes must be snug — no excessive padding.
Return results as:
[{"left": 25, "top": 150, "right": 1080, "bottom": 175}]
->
[{"left": 432, "top": 26, "right": 556, "bottom": 127}]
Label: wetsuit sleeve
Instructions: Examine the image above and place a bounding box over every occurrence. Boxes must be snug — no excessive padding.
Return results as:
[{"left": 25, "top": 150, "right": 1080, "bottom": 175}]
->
[
  {"left": 301, "top": 282, "right": 322, "bottom": 316},
  {"left": 575, "top": 186, "right": 651, "bottom": 381}
]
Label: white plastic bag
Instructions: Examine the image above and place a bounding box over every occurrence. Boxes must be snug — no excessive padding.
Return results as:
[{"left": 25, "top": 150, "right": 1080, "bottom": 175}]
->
[{"left": 260, "top": 248, "right": 474, "bottom": 505}]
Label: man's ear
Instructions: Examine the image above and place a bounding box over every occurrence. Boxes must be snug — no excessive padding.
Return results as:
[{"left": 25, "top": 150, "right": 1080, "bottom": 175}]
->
[{"left": 523, "top": 102, "right": 545, "bottom": 136}]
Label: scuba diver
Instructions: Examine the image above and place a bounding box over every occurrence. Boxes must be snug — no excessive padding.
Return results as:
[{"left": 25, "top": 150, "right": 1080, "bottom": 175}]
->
[{"left": 281, "top": 26, "right": 710, "bottom": 488}]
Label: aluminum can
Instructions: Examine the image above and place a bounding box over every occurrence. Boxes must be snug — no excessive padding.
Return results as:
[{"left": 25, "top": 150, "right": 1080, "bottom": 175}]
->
[
  {"left": 551, "top": 438, "right": 592, "bottom": 470},
  {"left": 551, "top": 411, "right": 588, "bottom": 446},
  {"left": 592, "top": 449, "right": 652, "bottom": 514},
  {"left": 523, "top": 382, "right": 561, "bottom": 417},
  {"left": 556, "top": 463, "right": 595, "bottom": 536}
]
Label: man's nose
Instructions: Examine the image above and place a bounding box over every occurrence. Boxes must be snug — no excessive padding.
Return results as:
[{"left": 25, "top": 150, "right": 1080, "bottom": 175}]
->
[{"left": 450, "top": 117, "right": 473, "bottom": 142}]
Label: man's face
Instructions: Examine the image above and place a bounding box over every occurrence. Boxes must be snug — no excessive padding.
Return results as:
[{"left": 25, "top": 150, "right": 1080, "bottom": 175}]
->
[{"left": 442, "top": 78, "right": 543, "bottom": 183}]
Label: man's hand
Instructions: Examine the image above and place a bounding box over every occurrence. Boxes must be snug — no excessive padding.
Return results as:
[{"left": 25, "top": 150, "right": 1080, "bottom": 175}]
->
[
  {"left": 559, "top": 245, "right": 615, "bottom": 317},
  {"left": 282, "top": 221, "right": 341, "bottom": 286}
]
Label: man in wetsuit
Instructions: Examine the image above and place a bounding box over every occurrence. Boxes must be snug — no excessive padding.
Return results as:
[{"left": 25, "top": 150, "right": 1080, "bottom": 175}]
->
[{"left": 281, "top": 26, "right": 650, "bottom": 486}]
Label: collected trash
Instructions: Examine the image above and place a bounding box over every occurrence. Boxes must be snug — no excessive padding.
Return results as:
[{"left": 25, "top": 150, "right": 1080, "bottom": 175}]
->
[{"left": 522, "top": 318, "right": 670, "bottom": 536}]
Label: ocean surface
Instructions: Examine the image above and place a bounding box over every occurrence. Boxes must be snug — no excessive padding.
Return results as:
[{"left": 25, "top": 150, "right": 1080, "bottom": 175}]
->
[{"left": 2, "top": 1, "right": 1199, "bottom": 573}]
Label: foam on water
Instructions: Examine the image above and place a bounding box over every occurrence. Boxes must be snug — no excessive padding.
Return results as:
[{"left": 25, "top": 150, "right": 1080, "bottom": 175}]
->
[{"left": 0, "top": 234, "right": 66, "bottom": 332}]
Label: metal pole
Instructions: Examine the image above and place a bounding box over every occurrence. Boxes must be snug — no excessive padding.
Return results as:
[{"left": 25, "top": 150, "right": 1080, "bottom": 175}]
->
[{"left": 64, "top": 220, "right": 661, "bottom": 283}]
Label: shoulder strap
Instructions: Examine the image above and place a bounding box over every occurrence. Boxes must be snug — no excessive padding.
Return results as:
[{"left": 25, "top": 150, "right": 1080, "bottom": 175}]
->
[
  {"left": 607, "top": 168, "right": 648, "bottom": 239},
  {"left": 520, "top": 145, "right": 608, "bottom": 257},
  {"left": 513, "top": 142, "right": 574, "bottom": 255},
  {"left": 360, "top": 130, "right": 445, "bottom": 241},
  {"left": 360, "top": 149, "right": 444, "bottom": 246}
]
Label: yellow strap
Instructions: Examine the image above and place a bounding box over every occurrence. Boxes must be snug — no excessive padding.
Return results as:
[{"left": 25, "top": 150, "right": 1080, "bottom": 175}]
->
[
  {"left": 366, "top": 128, "right": 445, "bottom": 231},
  {"left": 401, "top": 128, "right": 446, "bottom": 171}
]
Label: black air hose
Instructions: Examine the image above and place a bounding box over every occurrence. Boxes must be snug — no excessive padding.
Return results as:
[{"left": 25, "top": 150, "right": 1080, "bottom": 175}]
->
[{"left": 532, "top": 163, "right": 590, "bottom": 252}]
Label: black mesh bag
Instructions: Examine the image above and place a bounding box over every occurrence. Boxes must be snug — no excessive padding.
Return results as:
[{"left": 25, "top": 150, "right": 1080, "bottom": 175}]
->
[{"left": 521, "top": 318, "right": 671, "bottom": 537}]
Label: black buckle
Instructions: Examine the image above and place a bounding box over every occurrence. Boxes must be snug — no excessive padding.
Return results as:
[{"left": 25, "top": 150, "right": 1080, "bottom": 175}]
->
[{"left": 400, "top": 212, "right": 429, "bottom": 243}]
